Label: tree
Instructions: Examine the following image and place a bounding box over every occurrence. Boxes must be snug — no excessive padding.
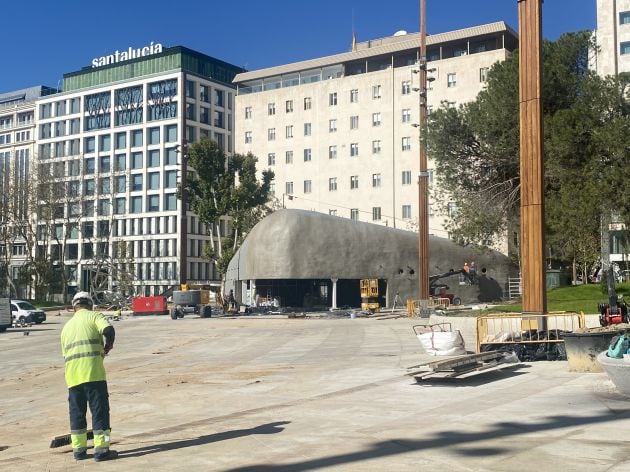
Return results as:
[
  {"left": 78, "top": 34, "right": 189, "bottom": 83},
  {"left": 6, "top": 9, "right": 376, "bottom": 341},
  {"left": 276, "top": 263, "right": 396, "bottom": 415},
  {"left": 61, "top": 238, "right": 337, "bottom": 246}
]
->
[
  {"left": 185, "top": 138, "right": 274, "bottom": 277},
  {"left": 426, "top": 31, "right": 630, "bottom": 276}
]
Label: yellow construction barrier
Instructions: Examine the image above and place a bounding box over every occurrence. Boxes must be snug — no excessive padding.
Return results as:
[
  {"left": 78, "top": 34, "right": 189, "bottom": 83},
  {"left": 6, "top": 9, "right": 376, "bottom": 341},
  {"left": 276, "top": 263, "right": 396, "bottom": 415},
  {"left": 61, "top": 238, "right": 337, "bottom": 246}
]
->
[{"left": 476, "top": 311, "right": 585, "bottom": 353}]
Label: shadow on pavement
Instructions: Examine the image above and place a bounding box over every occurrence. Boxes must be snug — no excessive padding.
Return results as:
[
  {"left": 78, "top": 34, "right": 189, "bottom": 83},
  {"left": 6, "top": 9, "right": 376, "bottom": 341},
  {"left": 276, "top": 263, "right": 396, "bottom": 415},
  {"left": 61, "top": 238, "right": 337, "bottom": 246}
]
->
[
  {"left": 224, "top": 412, "right": 630, "bottom": 471},
  {"left": 118, "top": 421, "right": 290, "bottom": 458}
]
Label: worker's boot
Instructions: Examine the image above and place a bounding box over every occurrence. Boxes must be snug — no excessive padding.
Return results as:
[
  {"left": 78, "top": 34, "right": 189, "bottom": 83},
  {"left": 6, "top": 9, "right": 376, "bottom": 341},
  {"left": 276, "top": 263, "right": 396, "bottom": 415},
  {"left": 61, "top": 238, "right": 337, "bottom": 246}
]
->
[
  {"left": 94, "top": 449, "right": 118, "bottom": 462},
  {"left": 73, "top": 450, "right": 87, "bottom": 460}
]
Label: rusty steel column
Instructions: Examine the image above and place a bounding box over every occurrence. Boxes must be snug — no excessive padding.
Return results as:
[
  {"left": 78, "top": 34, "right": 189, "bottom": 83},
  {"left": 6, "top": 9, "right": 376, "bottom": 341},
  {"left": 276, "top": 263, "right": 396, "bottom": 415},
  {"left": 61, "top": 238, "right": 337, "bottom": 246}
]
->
[
  {"left": 518, "top": 0, "right": 546, "bottom": 315},
  {"left": 417, "top": 0, "right": 430, "bottom": 309}
]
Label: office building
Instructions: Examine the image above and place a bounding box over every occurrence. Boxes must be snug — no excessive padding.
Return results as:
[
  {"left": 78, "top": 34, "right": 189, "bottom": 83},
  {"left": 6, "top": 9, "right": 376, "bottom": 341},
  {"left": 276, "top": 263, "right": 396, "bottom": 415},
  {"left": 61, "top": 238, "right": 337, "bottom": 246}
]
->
[
  {"left": 35, "top": 45, "right": 243, "bottom": 297},
  {"left": 233, "top": 22, "right": 517, "bottom": 240}
]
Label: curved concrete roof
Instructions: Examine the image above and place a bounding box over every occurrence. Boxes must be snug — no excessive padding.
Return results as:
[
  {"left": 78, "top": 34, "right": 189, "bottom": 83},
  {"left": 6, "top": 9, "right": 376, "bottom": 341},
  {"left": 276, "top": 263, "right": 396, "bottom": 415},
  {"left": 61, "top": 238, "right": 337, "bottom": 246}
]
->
[{"left": 225, "top": 210, "right": 517, "bottom": 304}]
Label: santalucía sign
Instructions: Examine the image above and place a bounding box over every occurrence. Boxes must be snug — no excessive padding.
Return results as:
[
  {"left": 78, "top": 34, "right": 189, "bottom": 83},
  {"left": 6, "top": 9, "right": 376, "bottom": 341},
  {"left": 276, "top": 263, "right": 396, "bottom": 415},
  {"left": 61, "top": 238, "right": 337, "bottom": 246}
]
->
[{"left": 92, "top": 42, "right": 163, "bottom": 68}]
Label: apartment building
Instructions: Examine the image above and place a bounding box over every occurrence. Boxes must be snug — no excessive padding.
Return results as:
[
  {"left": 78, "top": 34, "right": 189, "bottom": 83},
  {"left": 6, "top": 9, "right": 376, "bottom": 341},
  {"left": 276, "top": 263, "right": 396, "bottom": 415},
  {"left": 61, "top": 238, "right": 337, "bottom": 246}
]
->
[
  {"left": 234, "top": 22, "right": 517, "bottom": 239},
  {"left": 0, "top": 86, "right": 56, "bottom": 296},
  {"left": 595, "top": 0, "right": 630, "bottom": 269},
  {"left": 35, "top": 45, "right": 243, "bottom": 297}
]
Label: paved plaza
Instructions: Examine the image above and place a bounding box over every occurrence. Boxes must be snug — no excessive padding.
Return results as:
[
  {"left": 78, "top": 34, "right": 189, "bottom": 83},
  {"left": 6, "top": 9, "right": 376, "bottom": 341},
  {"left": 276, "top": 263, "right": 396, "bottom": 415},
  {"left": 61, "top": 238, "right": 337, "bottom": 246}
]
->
[{"left": 1, "top": 313, "right": 630, "bottom": 471}]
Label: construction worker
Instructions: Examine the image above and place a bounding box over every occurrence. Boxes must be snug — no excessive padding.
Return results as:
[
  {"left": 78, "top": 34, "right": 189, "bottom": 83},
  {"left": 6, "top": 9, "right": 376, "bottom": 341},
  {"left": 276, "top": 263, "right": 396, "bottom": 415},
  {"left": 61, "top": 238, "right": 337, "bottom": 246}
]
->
[{"left": 61, "top": 292, "right": 117, "bottom": 462}]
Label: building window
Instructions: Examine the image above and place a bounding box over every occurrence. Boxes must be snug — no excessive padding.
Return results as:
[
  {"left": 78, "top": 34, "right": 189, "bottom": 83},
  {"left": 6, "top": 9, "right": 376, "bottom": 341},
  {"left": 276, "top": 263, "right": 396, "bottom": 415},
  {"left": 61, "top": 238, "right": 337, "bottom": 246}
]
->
[
  {"left": 402, "top": 170, "right": 412, "bottom": 185},
  {"left": 372, "top": 140, "right": 381, "bottom": 154},
  {"left": 372, "top": 85, "right": 381, "bottom": 99},
  {"left": 286, "top": 150, "right": 293, "bottom": 164},
  {"left": 186, "top": 103, "right": 196, "bottom": 120},
  {"left": 621, "top": 41, "right": 630, "bottom": 55},
  {"left": 350, "top": 115, "right": 359, "bottom": 129},
  {"left": 329, "top": 119, "right": 337, "bottom": 132},
  {"left": 402, "top": 137, "right": 411, "bottom": 151},
  {"left": 329, "top": 145, "right": 337, "bottom": 159},
  {"left": 372, "top": 173, "right": 381, "bottom": 187},
  {"left": 350, "top": 89, "right": 359, "bottom": 103},
  {"left": 286, "top": 181, "right": 294, "bottom": 195},
  {"left": 304, "top": 148, "right": 312, "bottom": 162},
  {"left": 480, "top": 67, "right": 490, "bottom": 82},
  {"left": 402, "top": 109, "right": 411, "bottom": 123},
  {"left": 448, "top": 202, "right": 458, "bottom": 217},
  {"left": 304, "top": 97, "right": 312, "bottom": 110},
  {"left": 620, "top": 11, "right": 630, "bottom": 24},
  {"left": 132, "top": 174, "right": 143, "bottom": 191},
  {"left": 268, "top": 128, "right": 276, "bottom": 141},
  {"left": 303, "top": 180, "right": 312, "bottom": 193},
  {"left": 304, "top": 123, "right": 312, "bottom": 136},
  {"left": 268, "top": 103, "right": 275, "bottom": 115},
  {"left": 268, "top": 153, "right": 276, "bottom": 166},
  {"left": 245, "top": 106, "right": 252, "bottom": 119},
  {"left": 286, "top": 100, "right": 294, "bottom": 113},
  {"left": 350, "top": 143, "right": 359, "bottom": 157},
  {"left": 329, "top": 209, "right": 337, "bottom": 216},
  {"left": 447, "top": 73, "right": 457, "bottom": 88},
  {"left": 350, "top": 175, "right": 359, "bottom": 189},
  {"left": 372, "top": 207, "right": 382, "bottom": 221},
  {"left": 166, "top": 124, "right": 177, "bottom": 142},
  {"left": 351, "top": 209, "right": 359, "bottom": 221},
  {"left": 402, "top": 80, "right": 411, "bottom": 94},
  {"left": 329, "top": 177, "right": 337, "bottom": 191},
  {"left": 186, "top": 80, "right": 196, "bottom": 98},
  {"left": 402, "top": 205, "right": 412, "bottom": 219},
  {"left": 329, "top": 92, "right": 337, "bottom": 106},
  {"left": 286, "top": 125, "right": 293, "bottom": 138},
  {"left": 372, "top": 113, "right": 381, "bottom": 126},
  {"left": 131, "top": 196, "right": 142, "bottom": 213}
]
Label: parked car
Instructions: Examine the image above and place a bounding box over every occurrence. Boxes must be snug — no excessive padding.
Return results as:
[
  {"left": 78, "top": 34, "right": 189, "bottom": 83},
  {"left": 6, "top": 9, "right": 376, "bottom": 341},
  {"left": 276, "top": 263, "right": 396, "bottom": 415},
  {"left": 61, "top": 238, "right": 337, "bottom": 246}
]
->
[{"left": 11, "top": 300, "right": 46, "bottom": 324}]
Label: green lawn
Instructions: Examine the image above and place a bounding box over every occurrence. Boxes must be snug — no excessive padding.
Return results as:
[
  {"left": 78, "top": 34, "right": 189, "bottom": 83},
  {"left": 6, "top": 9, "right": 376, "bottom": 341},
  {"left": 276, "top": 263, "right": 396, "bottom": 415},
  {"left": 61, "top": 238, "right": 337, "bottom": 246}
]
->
[{"left": 487, "top": 282, "right": 630, "bottom": 314}]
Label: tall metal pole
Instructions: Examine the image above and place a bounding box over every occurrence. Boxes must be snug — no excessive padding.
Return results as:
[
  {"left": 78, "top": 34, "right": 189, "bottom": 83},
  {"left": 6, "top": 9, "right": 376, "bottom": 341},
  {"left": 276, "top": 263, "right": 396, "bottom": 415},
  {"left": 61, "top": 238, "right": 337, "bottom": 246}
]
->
[
  {"left": 418, "top": 0, "right": 430, "bottom": 306},
  {"left": 178, "top": 73, "right": 188, "bottom": 288},
  {"left": 518, "top": 0, "right": 546, "bottom": 315}
]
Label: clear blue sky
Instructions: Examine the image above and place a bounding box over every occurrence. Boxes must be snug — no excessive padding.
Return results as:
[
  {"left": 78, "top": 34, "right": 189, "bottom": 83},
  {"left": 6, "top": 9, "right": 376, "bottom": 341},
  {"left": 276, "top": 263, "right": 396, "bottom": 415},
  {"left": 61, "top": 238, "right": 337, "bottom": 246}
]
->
[{"left": 2, "top": 0, "right": 595, "bottom": 94}]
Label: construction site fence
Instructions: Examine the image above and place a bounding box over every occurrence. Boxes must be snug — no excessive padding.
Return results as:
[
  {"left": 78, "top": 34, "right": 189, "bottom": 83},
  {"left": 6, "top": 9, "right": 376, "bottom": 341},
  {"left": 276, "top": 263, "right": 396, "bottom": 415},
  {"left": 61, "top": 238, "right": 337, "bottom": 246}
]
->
[
  {"left": 407, "top": 297, "right": 451, "bottom": 316},
  {"left": 476, "top": 311, "right": 585, "bottom": 353}
]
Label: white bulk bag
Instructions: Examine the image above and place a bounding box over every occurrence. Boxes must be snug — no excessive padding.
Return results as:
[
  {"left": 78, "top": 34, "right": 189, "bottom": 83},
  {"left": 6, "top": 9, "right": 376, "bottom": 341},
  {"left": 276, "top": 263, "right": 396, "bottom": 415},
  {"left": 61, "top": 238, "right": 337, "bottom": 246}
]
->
[{"left": 418, "top": 330, "right": 466, "bottom": 356}]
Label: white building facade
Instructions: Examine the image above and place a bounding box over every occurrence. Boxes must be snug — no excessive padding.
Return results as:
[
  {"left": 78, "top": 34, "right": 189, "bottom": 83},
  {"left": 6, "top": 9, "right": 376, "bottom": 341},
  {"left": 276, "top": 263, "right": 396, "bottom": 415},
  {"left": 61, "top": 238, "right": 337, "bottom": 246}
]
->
[
  {"left": 234, "top": 22, "right": 517, "bottom": 240},
  {"left": 34, "top": 46, "right": 243, "bottom": 297}
]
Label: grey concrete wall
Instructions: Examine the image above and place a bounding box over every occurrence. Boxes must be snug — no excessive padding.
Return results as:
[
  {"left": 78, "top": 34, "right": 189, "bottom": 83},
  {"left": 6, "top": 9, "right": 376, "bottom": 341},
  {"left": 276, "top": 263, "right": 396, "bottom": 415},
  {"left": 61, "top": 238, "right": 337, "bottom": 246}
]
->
[{"left": 225, "top": 209, "right": 517, "bottom": 306}]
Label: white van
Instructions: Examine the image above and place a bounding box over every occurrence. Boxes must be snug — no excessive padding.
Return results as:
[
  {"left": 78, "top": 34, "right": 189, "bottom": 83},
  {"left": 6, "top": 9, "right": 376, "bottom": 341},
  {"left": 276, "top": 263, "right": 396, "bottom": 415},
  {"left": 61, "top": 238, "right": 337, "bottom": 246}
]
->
[{"left": 11, "top": 300, "right": 46, "bottom": 324}]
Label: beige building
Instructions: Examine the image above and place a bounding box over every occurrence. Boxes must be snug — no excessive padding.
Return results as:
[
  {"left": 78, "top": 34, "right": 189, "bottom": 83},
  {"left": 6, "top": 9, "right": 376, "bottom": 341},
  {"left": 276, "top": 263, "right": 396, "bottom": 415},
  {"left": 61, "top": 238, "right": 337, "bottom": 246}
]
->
[
  {"left": 595, "top": 0, "right": 630, "bottom": 76},
  {"left": 234, "top": 22, "right": 517, "bottom": 240}
]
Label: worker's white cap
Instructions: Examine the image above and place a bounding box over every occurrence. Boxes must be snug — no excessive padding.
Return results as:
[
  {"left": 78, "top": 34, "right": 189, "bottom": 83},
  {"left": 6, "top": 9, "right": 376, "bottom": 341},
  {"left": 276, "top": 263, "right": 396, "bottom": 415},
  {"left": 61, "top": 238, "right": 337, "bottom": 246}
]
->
[{"left": 72, "top": 291, "right": 93, "bottom": 308}]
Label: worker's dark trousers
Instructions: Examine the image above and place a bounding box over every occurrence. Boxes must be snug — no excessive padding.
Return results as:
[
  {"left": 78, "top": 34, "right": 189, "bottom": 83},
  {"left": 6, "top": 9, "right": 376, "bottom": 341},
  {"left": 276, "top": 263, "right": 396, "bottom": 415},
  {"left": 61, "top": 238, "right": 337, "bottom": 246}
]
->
[{"left": 68, "top": 381, "right": 110, "bottom": 453}]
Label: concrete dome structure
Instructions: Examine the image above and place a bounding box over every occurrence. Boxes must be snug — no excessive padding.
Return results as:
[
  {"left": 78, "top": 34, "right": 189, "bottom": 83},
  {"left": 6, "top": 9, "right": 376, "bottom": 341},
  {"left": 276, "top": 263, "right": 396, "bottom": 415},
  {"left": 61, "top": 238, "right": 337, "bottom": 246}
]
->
[{"left": 225, "top": 209, "right": 517, "bottom": 308}]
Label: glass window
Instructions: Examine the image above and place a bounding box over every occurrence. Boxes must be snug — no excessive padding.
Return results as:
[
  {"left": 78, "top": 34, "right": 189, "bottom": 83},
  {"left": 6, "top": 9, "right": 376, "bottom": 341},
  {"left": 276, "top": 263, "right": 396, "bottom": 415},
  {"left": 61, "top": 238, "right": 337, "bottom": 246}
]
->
[
  {"left": 115, "top": 154, "right": 126, "bottom": 171},
  {"left": 304, "top": 123, "right": 312, "bottom": 136},
  {"left": 99, "top": 134, "right": 111, "bottom": 152},
  {"left": 286, "top": 125, "right": 293, "bottom": 138},
  {"left": 350, "top": 143, "right": 359, "bottom": 157},
  {"left": 147, "top": 195, "right": 160, "bottom": 212},
  {"left": 186, "top": 80, "right": 196, "bottom": 98},
  {"left": 115, "top": 197, "right": 126, "bottom": 214},
  {"left": 351, "top": 209, "right": 359, "bottom": 221},
  {"left": 166, "top": 147, "right": 177, "bottom": 165},
  {"left": 447, "top": 73, "right": 457, "bottom": 87},
  {"left": 303, "top": 180, "right": 312, "bottom": 193},
  {"left": 131, "top": 196, "right": 142, "bottom": 213},
  {"left": 200, "top": 85, "right": 210, "bottom": 102},
  {"left": 165, "top": 170, "right": 177, "bottom": 188},
  {"left": 622, "top": 41, "right": 630, "bottom": 55},
  {"left": 350, "top": 116, "right": 359, "bottom": 129},
  {"left": 85, "top": 158, "right": 95, "bottom": 174},
  {"left": 286, "top": 100, "right": 293, "bottom": 113},
  {"left": 372, "top": 207, "right": 381, "bottom": 221},
  {"left": 329, "top": 177, "right": 337, "bottom": 191},
  {"left": 166, "top": 124, "right": 177, "bottom": 142},
  {"left": 84, "top": 179, "right": 95, "bottom": 196},
  {"left": 115, "top": 132, "right": 126, "bottom": 149},
  {"left": 304, "top": 97, "right": 312, "bottom": 110},
  {"left": 268, "top": 128, "right": 276, "bottom": 141},
  {"left": 329, "top": 119, "right": 337, "bottom": 132},
  {"left": 268, "top": 153, "right": 275, "bottom": 166},
  {"left": 402, "top": 205, "right": 412, "bottom": 219},
  {"left": 148, "top": 172, "right": 160, "bottom": 190},
  {"left": 329, "top": 145, "right": 337, "bottom": 159},
  {"left": 621, "top": 11, "right": 630, "bottom": 24},
  {"left": 285, "top": 151, "right": 293, "bottom": 164},
  {"left": 148, "top": 150, "right": 160, "bottom": 167},
  {"left": 116, "top": 175, "right": 126, "bottom": 193},
  {"left": 99, "top": 155, "right": 110, "bottom": 173},
  {"left": 303, "top": 148, "right": 312, "bottom": 161},
  {"left": 480, "top": 67, "right": 490, "bottom": 82},
  {"left": 329, "top": 209, "right": 337, "bottom": 216},
  {"left": 350, "top": 175, "right": 359, "bottom": 189},
  {"left": 402, "top": 80, "right": 411, "bottom": 94},
  {"left": 200, "top": 107, "right": 210, "bottom": 124},
  {"left": 245, "top": 131, "right": 252, "bottom": 144},
  {"left": 148, "top": 127, "right": 160, "bottom": 145},
  {"left": 245, "top": 106, "right": 252, "bottom": 119},
  {"left": 402, "top": 109, "right": 411, "bottom": 123},
  {"left": 402, "top": 137, "right": 411, "bottom": 151},
  {"left": 131, "top": 152, "right": 143, "bottom": 169},
  {"left": 402, "top": 170, "right": 412, "bottom": 185},
  {"left": 131, "top": 129, "right": 143, "bottom": 147},
  {"left": 329, "top": 92, "right": 337, "bottom": 106},
  {"left": 268, "top": 103, "right": 275, "bottom": 115},
  {"left": 132, "top": 174, "right": 143, "bottom": 191},
  {"left": 372, "top": 173, "right": 381, "bottom": 187},
  {"left": 350, "top": 89, "right": 358, "bottom": 103},
  {"left": 214, "top": 89, "right": 224, "bottom": 107},
  {"left": 164, "top": 193, "right": 177, "bottom": 211},
  {"left": 84, "top": 137, "right": 95, "bottom": 153},
  {"left": 372, "top": 113, "right": 381, "bottom": 126},
  {"left": 372, "top": 85, "right": 381, "bottom": 99},
  {"left": 285, "top": 181, "right": 293, "bottom": 194},
  {"left": 372, "top": 140, "right": 381, "bottom": 154}
]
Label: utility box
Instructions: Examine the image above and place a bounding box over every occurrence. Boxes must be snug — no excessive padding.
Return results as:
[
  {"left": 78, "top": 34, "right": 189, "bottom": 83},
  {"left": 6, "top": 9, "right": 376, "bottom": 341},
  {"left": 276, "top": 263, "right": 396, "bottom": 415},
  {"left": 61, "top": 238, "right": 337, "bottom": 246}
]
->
[
  {"left": 0, "top": 298, "right": 11, "bottom": 331},
  {"left": 132, "top": 296, "right": 168, "bottom": 316}
]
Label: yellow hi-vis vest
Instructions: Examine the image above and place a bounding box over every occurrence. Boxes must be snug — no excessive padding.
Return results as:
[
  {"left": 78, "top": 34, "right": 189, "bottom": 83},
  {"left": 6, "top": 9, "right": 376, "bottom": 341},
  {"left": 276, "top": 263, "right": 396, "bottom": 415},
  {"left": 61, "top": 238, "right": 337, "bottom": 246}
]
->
[{"left": 61, "top": 309, "right": 111, "bottom": 388}]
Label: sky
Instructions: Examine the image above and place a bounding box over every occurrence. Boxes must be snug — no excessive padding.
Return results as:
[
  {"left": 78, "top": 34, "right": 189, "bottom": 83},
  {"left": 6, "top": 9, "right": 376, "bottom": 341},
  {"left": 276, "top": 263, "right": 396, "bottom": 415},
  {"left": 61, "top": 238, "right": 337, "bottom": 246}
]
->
[{"left": 2, "top": 0, "right": 596, "bottom": 94}]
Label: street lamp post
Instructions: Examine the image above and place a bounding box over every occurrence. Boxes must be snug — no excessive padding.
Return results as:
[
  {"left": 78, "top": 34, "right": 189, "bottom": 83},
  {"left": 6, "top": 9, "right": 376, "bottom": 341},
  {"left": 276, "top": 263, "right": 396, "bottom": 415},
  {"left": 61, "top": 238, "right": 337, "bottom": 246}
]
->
[{"left": 418, "top": 0, "right": 430, "bottom": 310}]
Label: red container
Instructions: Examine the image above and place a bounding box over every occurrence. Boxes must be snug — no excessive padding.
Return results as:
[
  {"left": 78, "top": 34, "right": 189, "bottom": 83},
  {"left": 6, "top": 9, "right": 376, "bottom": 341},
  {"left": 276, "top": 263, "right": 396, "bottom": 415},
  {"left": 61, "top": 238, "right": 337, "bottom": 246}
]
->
[{"left": 132, "top": 296, "right": 168, "bottom": 316}]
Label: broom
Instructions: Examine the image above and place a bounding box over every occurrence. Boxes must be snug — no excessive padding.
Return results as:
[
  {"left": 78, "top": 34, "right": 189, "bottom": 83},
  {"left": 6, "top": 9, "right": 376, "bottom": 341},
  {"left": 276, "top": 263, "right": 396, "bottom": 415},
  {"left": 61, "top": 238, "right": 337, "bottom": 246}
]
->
[{"left": 49, "top": 430, "right": 94, "bottom": 448}]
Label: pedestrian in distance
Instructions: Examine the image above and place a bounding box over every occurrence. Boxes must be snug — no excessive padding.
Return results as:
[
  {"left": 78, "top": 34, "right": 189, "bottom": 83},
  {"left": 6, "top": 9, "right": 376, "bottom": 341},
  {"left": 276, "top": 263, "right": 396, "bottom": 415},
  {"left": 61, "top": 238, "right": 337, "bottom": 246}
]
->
[
  {"left": 61, "top": 291, "right": 117, "bottom": 462},
  {"left": 470, "top": 261, "right": 477, "bottom": 283}
]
